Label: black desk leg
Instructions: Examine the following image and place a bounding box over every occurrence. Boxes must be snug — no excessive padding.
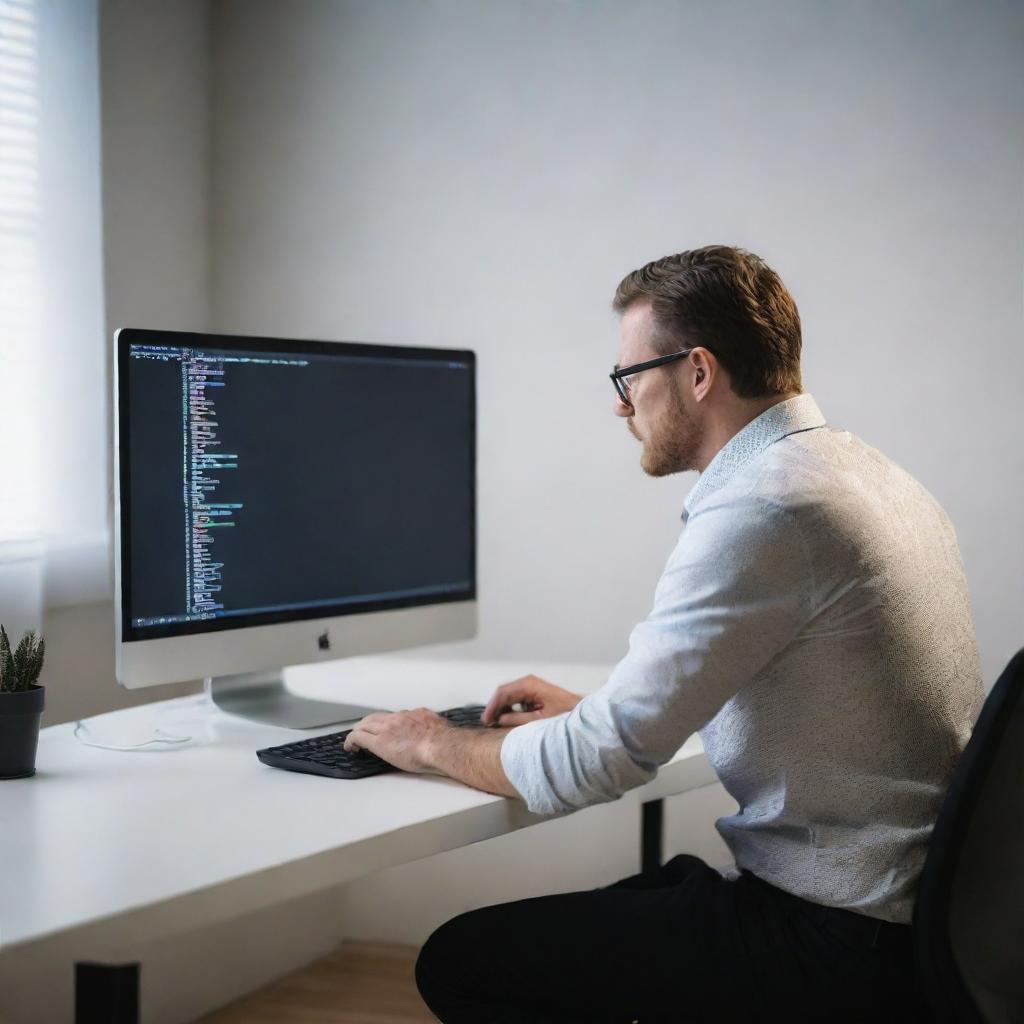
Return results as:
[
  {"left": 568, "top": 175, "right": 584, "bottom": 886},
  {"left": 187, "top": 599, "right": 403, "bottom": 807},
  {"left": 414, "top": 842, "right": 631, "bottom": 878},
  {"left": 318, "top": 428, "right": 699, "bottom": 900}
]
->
[
  {"left": 75, "top": 962, "right": 140, "bottom": 1024},
  {"left": 641, "top": 798, "right": 664, "bottom": 876}
]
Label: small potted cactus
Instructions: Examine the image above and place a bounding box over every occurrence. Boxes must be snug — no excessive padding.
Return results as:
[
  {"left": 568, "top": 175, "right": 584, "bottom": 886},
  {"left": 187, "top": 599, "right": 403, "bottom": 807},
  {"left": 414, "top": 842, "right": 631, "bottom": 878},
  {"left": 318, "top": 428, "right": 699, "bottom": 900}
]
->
[{"left": 0, "top": 624, "right": 46, "bottom": 778}]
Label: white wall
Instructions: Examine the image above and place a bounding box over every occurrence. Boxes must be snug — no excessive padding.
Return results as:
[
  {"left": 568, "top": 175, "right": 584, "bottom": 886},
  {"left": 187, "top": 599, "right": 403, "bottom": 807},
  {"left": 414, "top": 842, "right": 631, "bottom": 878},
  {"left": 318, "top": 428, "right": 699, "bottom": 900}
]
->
[
  {"left": 100, "top": 0, "right": 212, "bottom": 336},
  {"left": 210, "top": 0, "right": 1024, "bottom": 688}
]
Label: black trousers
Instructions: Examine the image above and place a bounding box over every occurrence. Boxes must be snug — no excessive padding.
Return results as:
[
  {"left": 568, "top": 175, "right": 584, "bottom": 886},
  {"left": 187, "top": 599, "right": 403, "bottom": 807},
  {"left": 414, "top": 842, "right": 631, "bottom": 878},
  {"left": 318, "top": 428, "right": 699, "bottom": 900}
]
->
[{"left": 414, "top": 853, "right": 932, "bottom": 1023}]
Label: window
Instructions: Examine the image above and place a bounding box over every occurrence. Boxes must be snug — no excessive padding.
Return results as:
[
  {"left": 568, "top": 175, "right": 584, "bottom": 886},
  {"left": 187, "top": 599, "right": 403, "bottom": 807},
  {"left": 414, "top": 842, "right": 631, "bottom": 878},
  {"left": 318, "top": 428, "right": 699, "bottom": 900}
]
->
[
  {"left": 0, "top": 0, "right": 40, "bottom": 541},
  {"left": 0, "top": 0, "right": 107, "bottom": 607}
]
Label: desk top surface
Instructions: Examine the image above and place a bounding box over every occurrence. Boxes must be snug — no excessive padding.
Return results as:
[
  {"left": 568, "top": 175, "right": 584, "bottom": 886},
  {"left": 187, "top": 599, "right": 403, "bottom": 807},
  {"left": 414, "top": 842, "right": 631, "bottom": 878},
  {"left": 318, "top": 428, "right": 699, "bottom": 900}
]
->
[{"left": 0, "top": 655, "right": 710, "bottom": 952}]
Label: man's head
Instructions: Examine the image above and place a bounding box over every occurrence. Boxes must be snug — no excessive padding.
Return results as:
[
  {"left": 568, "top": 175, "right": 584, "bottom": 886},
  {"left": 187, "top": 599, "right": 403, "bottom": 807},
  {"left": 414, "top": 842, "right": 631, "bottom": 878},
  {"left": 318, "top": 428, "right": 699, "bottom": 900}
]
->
[{"left": 611, "top": 245, "right": 804, "bottom": 477}]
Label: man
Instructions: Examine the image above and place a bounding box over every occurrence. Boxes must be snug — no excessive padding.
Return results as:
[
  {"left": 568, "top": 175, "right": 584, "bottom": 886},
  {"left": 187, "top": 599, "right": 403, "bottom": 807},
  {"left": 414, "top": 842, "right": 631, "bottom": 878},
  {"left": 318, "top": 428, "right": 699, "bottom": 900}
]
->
[{"left": 345, "top": 245, "right": 985, "bottom": 1022}]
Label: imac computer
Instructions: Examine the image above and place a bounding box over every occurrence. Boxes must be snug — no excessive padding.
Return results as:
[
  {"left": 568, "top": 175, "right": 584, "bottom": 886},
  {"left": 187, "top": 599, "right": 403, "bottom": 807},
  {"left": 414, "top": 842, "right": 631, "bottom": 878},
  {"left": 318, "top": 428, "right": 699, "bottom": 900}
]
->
[{"left": 112, "top": 328, "right": 476, "bottom": 729}]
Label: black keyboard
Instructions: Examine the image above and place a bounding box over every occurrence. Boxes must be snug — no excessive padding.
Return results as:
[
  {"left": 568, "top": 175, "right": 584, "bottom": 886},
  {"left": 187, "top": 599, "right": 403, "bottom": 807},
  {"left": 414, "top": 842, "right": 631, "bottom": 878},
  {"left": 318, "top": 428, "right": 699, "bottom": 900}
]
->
[{"left": 256, "top": 704, "right": 488, "bottom": 779}]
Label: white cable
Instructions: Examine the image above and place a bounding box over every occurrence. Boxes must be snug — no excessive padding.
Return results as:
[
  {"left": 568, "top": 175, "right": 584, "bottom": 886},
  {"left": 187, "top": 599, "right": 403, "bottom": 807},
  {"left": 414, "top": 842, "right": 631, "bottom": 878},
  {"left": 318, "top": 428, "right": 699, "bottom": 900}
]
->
[{"left": 73, "top": 719, "right": 193, "bottom": 752}]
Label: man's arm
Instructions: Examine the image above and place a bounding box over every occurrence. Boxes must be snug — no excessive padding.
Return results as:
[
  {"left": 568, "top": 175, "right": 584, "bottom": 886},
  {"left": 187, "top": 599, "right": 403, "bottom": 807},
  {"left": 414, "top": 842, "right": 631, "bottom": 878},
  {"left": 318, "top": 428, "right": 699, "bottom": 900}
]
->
[
  {"left": 499, "top": 497, "right": 816, "bottom": 816},
  {"left": 343, "top": 707, "right": 524, "bottom": 800},
  {"left": 423, "top": 724, "right": 522, "bottom": 799}
]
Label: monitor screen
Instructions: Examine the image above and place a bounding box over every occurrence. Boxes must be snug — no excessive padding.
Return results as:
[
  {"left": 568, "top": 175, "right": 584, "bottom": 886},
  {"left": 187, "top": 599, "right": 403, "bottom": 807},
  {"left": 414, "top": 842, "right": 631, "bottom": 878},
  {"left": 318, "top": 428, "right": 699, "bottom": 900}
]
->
[{"left": 116, "top": 330, "right": 475, "bottom": 643}]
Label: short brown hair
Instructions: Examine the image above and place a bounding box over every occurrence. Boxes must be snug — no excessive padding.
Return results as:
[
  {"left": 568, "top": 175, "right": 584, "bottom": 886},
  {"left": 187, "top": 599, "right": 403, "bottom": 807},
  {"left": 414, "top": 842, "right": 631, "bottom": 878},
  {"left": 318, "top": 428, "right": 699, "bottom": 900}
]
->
[{"left": 611, "top": 245, "right": 803, "bottom": 399}]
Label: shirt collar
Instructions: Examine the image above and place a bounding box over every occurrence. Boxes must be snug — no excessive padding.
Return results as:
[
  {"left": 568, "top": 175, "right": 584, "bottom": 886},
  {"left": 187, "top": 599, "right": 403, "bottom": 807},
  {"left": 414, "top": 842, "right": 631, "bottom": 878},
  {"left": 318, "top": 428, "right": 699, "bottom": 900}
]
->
[{"left": 681, "top": 392, "right": 826, "bottom": 521}]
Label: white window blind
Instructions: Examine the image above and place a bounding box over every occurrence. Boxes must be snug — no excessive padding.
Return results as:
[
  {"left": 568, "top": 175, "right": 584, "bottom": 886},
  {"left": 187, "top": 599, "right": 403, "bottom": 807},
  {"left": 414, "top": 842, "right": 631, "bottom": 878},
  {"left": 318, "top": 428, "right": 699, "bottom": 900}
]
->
[
  {"left": 0, "top": 0, "right": 107, "bottom": 608},
  {"left": 0, "top": 0, "right": 40, "bottom": 542}
]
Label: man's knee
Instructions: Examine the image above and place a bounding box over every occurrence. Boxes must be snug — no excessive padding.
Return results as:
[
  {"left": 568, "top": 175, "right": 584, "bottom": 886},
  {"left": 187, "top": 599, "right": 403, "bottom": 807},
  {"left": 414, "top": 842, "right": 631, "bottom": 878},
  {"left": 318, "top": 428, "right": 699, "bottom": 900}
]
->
[{"left": 415, "top": 911, "right": 478, "bottom": 1008}]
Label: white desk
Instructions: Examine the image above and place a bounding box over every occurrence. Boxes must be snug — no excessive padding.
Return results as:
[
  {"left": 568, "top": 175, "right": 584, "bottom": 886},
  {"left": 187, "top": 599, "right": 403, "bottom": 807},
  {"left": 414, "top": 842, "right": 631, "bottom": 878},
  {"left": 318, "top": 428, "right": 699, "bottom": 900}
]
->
[{"left": 0, "top": 656, "right": 716, "bottom": 1018}]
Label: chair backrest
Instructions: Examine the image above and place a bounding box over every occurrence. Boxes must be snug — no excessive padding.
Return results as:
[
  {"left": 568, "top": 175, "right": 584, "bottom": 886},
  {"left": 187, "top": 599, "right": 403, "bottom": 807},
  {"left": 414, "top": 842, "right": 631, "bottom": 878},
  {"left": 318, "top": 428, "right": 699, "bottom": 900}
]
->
[{"left": 912, "top": 646, "right": 1024, "bottom": 1024}]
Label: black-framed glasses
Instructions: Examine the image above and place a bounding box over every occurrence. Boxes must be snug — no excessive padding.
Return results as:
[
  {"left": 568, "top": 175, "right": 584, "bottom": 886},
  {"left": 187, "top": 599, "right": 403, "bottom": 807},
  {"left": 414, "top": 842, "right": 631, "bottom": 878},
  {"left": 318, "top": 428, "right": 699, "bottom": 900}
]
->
[{"left": 610, "top": 348, "right": 696, "bottom": 407}]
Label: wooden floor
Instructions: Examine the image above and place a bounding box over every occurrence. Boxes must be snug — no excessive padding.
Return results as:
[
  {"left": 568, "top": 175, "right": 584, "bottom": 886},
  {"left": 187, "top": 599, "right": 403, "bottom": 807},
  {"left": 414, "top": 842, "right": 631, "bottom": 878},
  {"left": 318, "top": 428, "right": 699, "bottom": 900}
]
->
[{"left": 194, "top": 941, "right": 437, "bottom": 1023}]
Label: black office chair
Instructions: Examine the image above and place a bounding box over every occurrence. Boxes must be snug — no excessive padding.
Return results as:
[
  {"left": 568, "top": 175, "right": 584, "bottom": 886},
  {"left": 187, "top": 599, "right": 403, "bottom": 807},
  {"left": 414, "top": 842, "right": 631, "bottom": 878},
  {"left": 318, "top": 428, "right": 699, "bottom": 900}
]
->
[{"left": 912, "top": 646, "right": 1024, "bottom": 1023}]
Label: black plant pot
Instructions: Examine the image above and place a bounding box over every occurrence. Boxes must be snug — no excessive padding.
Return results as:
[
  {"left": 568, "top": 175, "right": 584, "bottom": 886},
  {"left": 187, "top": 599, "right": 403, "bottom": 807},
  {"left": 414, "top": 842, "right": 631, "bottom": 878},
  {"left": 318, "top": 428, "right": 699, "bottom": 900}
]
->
[{"left": 0, "top": 684, "right": 45, "bottom": 778}]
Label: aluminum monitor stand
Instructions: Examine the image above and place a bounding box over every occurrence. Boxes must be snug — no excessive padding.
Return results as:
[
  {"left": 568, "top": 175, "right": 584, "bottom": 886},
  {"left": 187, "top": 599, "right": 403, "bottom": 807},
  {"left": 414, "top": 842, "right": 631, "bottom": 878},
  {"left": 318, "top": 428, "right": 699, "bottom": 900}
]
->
[{"left": 205, "top": 669, "right": 384, "bottom": 729}]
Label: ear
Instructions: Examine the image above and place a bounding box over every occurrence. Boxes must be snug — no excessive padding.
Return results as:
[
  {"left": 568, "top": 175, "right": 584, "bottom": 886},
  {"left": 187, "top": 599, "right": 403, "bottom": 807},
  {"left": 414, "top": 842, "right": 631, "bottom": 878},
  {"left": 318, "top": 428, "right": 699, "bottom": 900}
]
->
[{"left": 688, "top": 350, "right": 720, "bottom": 401}]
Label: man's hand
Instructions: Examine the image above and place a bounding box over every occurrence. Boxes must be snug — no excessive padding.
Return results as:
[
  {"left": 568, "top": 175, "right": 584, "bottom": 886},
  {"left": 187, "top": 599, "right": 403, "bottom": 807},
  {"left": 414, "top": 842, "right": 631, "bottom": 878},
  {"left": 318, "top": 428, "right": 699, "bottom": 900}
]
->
[
  {"left": 345, "top": 707, "right": 523, "bottom": 800},
  {"left": 481, "top": 675, "right": 583, "bottom": 727},
  {"left": 343, "top": 709, "right": 454, "bottom": 773}
]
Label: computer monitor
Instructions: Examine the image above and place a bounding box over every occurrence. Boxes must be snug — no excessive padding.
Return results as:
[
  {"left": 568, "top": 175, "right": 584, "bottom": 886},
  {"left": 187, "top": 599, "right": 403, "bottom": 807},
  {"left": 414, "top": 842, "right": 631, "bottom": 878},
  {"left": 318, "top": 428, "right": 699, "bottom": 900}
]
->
[{"left": 112, "top": 328, "right": 476, "bottom": 728}]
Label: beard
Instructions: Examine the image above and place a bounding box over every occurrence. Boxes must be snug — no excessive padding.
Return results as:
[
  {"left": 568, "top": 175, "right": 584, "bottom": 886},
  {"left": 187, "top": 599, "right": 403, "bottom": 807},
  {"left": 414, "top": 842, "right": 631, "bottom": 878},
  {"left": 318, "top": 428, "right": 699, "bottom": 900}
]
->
[{"left": 631, "top": 386, "right": 703, "bottom": 477}]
